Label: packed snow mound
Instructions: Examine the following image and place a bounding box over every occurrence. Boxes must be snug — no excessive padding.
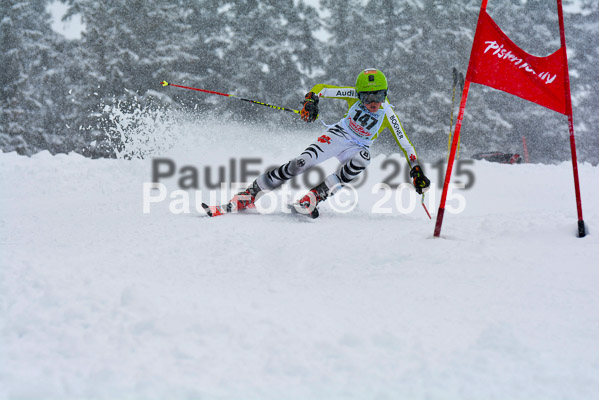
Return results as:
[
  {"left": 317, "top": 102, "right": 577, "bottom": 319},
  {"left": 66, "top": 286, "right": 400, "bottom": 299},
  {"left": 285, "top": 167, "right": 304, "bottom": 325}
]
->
[{"left": 1, "top": 120, "right": 598, "bottom": 399}]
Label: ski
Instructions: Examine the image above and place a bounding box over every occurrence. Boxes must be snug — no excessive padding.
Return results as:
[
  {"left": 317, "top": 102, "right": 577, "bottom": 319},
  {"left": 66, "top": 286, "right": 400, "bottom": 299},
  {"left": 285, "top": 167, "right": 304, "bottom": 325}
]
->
[
  {"left": 201, "top": 203, "right": 229, "bottom": 217},
  {"left": 447, "top": 67, "right": 465, "bottom": 160},
  {"left": 201, "top": 202, "right": 319, "bottom": 219},
  {"left": 286, "top": 202, "right": 319, "bottom": 219},
  {"left": 456, "top": 70, "right": 465, "bottom": 159}
]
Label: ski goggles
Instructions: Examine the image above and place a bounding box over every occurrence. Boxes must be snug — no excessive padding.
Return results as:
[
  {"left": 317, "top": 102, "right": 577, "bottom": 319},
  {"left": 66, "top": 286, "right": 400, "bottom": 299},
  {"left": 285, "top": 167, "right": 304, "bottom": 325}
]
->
[{"left": 358, "top": 90, "right": 387, "bottom": 104}]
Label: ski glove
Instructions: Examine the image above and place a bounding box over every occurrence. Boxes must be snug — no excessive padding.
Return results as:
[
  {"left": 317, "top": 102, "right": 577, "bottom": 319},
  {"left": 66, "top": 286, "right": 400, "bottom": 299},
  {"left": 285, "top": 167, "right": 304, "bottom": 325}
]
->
[
  {"left": 300, "top": 92, "right": 319, "bottom": 122},
  {"left": 410, "top": 165, "right": 431, "bottom": 194}
]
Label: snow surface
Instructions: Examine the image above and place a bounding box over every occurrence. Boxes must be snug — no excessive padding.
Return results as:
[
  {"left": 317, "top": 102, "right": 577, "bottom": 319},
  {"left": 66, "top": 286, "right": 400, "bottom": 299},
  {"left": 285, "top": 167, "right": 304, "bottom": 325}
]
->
[{"left": 1, "top": 119, "right": 598, "bottom": 399}]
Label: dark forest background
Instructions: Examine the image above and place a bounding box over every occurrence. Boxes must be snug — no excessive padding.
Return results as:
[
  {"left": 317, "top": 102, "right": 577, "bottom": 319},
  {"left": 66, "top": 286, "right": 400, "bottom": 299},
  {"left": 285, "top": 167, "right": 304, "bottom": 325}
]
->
[{"left": 1, "top": 0, "right": 597, "bottom": 164}]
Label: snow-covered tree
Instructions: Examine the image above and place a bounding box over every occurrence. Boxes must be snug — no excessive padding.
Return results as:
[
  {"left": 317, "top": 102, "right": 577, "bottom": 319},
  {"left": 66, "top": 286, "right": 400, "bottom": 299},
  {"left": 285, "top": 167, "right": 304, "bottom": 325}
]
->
[
  {"left": 0, "top": 0, "right": 64, "bottom": 154},
  {"left": 565, "top": 1, "right": 599, "bottom": 165},
  {"left": 212, "top": 0, "right": 323, "bottom": 121}
]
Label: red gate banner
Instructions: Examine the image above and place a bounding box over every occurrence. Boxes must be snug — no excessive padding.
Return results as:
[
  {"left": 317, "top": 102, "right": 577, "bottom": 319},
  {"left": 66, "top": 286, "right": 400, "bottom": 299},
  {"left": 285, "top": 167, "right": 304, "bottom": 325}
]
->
[{"left": 467, "top": 9, "right": 567, "bottom": 115}]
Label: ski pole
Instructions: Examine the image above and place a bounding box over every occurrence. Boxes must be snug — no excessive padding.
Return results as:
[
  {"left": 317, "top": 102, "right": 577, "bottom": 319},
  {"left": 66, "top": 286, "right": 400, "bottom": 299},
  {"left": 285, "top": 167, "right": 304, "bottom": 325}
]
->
[
  {"left": 447, "top": 68, "right": 459, "bottom": 161},
  {"left": 421, "top": 193, "right": 432, "bottom": 219},
  {"left": 160, "top": 81, "right": 300, "bottom": 115}
]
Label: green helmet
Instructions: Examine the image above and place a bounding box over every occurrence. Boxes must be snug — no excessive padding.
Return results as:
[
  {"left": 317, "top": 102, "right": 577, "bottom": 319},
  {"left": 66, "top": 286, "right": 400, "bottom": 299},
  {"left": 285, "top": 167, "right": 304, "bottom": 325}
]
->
[{"left": 355, "top": 68, "right": 388, "bottom": 93}]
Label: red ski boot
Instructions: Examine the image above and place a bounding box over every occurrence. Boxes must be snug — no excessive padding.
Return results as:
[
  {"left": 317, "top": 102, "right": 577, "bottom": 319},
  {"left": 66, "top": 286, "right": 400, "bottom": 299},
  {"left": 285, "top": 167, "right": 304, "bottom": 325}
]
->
[
  {"left": 228, "top": 187, "right": 257, "bottom": 212},
  {"left": 202, "top": 180, "right": 262, "bottom": 217},
  {"left": 294, "top": 181, "right": 332, "bottom": 219},
  {"left": 295, "top": 189, "right": 321, "bottom": 219}
]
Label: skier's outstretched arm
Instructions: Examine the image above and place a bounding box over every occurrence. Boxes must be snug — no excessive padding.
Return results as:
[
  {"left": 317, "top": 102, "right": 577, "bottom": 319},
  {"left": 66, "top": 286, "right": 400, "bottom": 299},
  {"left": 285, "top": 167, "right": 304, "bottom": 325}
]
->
[
  {"left": 308, "top": 84, "right": 358, "bottom": 102},
  {"left": 299, "top": 84, "right": 361, "bottom": 122},
  {"left": 381, "top": 106, "right": 431, "bottom": 194}
]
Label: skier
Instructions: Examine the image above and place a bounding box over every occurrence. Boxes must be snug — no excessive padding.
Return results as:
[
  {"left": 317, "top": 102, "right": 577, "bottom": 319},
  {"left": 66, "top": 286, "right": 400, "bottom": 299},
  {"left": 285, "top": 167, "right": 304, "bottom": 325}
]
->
[{"left": 204, "top": 68, "right": 430, "bottom": 218}]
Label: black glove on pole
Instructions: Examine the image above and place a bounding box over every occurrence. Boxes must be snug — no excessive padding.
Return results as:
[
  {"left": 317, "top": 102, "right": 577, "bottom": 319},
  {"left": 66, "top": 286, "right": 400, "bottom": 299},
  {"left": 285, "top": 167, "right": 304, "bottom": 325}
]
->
[
  {"left": 300, "top": 92, "right": 319, "bottom": 122},
  {"left": 410, "top": 165, "right": 431, "bottom": 194}
]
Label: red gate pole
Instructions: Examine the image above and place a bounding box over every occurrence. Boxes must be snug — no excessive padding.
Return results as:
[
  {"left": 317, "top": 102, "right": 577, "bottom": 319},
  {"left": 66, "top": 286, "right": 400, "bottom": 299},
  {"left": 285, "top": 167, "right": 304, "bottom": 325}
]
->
[
  {"left": 434, "top": 0, "right": 489, "bottom": 238},
  {"left": 434, "top": 81, "right": 472, "bottom": 237},
  {"left": 557, "top": 0, "right": 586, "bottom": 237}
]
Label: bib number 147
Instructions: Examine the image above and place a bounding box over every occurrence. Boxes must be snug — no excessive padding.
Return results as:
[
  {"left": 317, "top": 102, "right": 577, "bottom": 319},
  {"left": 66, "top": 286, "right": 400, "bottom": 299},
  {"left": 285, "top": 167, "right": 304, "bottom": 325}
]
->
[{"left": 353, "top": 109, "right": 378, "bottom": 130}]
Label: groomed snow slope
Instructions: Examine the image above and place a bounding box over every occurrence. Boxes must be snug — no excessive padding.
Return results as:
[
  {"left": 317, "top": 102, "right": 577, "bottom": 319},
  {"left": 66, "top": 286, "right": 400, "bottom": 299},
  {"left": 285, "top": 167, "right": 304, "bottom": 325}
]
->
[{"left": 1, "top": 121, "right": 598, "bottom": 399}]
